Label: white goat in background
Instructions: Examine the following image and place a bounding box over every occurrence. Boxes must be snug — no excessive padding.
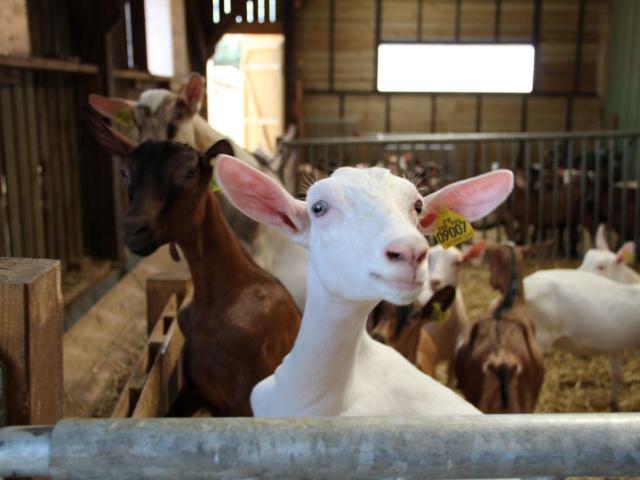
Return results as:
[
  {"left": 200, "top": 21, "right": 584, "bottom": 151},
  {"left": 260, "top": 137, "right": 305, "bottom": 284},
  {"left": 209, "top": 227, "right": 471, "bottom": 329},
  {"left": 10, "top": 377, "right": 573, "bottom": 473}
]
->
[
  {"left": 216, "top": 155, "right": 514, "bottom": 416},
  {"left": 579, "top": 224, "right": 639, "bottom": 285},
  {"left": 89, "top": 73, "right": 308, "bottom": 310}
]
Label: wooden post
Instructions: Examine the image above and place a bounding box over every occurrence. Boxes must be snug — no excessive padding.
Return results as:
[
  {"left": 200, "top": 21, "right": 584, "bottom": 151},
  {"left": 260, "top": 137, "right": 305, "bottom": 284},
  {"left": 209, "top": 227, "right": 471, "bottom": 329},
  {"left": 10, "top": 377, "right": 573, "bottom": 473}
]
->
[
  {"left": 0, "top": 257, "right": 63, "bottom": 425},
  {"left": 146, "top": 272, "right": 191, "bottom": 334}
]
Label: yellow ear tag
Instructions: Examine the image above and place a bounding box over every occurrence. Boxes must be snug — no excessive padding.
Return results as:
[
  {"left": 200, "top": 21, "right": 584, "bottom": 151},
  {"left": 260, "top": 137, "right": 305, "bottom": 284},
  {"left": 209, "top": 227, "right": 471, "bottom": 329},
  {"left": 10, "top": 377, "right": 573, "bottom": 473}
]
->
[
  {"left": 433, "top": 207, "right": 475, "bottom": 248},
  {"left": 432, "top": 302, "right": 451, "bottom": 323},
  {"left": 209, "top": 158, "right": 222, "bottom": 193},
  {"left": 114, "top": 109, "right": 134, "bottom": 129},
  {"left": 622, "top": 250, "right": 636, "bottom": 265}
]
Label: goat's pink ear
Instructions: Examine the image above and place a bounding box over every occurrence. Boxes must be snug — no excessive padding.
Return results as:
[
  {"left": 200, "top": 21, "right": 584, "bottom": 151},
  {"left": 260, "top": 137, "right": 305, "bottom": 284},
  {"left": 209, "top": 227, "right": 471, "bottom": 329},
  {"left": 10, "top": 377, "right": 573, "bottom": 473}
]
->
[
  {"left": 184, "top": 73, "right": 205, "bottom": 114},
  {"left": 420, "top": 170, "right": 513, "bottom": 231},
  {"left": 215, "top": 155, "right": 309, "bottom": 243},
  {"left": 616, "top": 241, "right": 635, "bottom": 264},
  {"left": 462, "top": 241, "right": 486, "bottom": 262},
  {"left": 83, "top": 104, "right": 135, "bottom": 158},
  {"left": 88, "top": 94, "right": 135, "bottom": 121},
  {"left": 595, "top": 224, "right": 610, "bottom": 251}
]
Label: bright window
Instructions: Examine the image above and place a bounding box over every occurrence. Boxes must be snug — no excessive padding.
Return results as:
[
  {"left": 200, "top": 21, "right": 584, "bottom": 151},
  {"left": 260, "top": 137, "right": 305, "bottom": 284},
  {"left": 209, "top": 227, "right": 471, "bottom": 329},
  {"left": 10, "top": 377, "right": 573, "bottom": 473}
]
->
[
  {"left": 145, "top": 0, "right": 174, "bottom": 77},
  {"left": 377, "top": 44, "right": 535, "bottom": 93}
]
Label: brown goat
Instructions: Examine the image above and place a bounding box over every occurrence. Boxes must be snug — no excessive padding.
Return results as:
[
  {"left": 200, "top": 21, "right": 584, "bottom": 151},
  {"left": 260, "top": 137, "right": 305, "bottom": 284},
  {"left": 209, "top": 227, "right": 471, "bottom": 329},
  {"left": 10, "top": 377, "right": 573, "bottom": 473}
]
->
[
  {"left": 454, "top": 243, "right": 544, "bottom": 413},
  {"left": 368, "top": 286, "right": 456, "bottom": 375},
  {"left": 84, "top": 105, "right": 301, "bottom": 416}
]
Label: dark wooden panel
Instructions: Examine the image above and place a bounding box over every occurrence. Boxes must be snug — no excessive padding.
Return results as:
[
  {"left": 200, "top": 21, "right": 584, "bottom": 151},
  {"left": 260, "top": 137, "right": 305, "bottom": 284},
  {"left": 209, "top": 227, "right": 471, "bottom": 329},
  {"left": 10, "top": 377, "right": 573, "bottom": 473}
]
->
[
  {"left": 46, "top": 73, "right": 65, "bottom": 266},
  {"left": 0, "top": 78, "right": 23, "bottom": 257},
  {"left": 66, "top": 77, "right": 85, "bottom": 261}
]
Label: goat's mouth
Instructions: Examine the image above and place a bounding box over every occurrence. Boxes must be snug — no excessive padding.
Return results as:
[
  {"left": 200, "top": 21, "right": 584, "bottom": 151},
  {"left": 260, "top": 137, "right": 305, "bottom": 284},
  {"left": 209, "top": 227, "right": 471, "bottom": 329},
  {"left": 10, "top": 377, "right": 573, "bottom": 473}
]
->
[
  {"left": 125, "top": 237, "right": 161, "bottom": 257},
  {"left": 370, "top": 272, "right": 424, "bottom": 291}
]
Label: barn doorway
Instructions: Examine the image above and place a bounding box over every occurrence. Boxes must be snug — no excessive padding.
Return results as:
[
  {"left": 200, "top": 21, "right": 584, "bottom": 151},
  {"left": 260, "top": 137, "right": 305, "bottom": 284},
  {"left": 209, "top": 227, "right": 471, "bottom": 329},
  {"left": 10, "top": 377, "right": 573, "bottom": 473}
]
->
[{"left": 206, "top": 33, "right": 284, "bottom": 156}]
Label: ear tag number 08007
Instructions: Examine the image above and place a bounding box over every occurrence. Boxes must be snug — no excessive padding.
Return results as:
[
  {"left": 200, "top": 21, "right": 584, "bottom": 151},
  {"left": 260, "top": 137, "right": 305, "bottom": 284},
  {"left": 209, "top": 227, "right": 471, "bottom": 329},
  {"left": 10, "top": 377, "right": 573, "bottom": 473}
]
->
[{"left": 434, "top": 207, "right": 475, "bottom": 249}]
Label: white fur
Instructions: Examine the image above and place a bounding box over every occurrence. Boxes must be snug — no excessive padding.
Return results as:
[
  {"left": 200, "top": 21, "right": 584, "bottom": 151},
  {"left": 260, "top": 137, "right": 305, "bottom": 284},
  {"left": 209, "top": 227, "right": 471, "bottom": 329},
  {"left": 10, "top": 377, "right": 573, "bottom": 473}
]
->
[
  {"left": 578, "top": 225, "right": 640, "bottom": 285},
  {"left": 216, "top": 157, "right": 514, "bottom": 417},
  {"left": 524, "top": 269, "right": 640, "bottom": 409}
]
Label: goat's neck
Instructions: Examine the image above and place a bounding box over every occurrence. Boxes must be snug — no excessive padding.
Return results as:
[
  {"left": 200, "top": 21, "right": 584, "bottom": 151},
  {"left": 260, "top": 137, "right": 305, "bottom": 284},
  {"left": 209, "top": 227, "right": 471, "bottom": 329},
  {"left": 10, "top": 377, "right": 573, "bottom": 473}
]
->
[
  {"left": 275, "top": 265, "right": 376, "bottom": 405},
  {"left": 622, "top": 265, "right": 640, "bottom": 284},
  {"left": 177, "top": 192, "right": 253, "bottom": 307},
  {"left": 192, "top": 115, "right": 224, "bottom": 152}
]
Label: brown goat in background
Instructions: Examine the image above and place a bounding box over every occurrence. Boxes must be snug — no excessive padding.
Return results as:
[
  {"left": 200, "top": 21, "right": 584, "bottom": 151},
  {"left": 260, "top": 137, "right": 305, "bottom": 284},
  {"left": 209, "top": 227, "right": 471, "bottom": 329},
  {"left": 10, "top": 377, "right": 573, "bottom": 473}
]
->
[{"left": 454, "top": 243, "right": 544, "bottom": 413}]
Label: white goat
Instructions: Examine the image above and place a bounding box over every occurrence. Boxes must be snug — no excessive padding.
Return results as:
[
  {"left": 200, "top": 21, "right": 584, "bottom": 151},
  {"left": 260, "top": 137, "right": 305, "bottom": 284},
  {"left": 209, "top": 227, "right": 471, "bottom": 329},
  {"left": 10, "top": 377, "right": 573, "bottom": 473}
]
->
[
  {"left": 89, "top": 73, "right": 308, "bottom": 310},
  {"left": 422, "top": 243, "right": 484, "bottom": 384},
  {"left": 579, "top": 224, "right": 639, "bottom": 285},
  {"left": 524, "top": 269, "right": 640, "bottom": 410},
  {"left": 216, "top": 155, "right": 514, "bottom": 416}
]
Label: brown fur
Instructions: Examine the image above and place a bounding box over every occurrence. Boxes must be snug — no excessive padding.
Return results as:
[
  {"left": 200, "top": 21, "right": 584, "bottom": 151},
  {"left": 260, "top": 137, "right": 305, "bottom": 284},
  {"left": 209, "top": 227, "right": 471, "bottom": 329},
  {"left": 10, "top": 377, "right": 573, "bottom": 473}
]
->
[
  {"left": 454, "top": 244, "right": 545, "bottom": 413},
  {"left": 368, "top": 287, "right": 456, "bottom": 376},
  {"left": 84, "top": 105, "right": 301, "bottom": 415}
]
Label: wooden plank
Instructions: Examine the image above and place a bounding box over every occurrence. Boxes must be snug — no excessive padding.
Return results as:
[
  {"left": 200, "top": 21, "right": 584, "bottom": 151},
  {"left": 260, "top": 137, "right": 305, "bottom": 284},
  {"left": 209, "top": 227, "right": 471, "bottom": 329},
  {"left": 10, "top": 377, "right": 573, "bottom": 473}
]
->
[
  {"left": 0, "top": 112, "right": 6, "bottom": 256},
  {"left": 381, "top": 0, "right": 419, "bottom": 41},
  {"left": 66, "top": 76, "right": 85, "bottom": 260},
  {"left": 459, "top": 0, "right": 495, "bottom": 41},
  {"left": 0, "top": 257, "right": 62, "bottom": 425},
  {"left": 147, "top": 272, "right": 191, "bottom": 334},
  {"left": 294, "top": 0, "right": 330, "bottom": 90},
  {"left": 23, "top": 70, "right": 46, "bottom": 258},
  {"left": 13, "top": 70, "right": 36, "bottom": 257},
  {"left": 390, "top": 94, "right": 432, "bottom": 132},
  {"left": 334, "top": 0, "right": 375, "bottom": 91},
  {"left": 112, "top": 69, "right": 172, "bottom": 83},
  {"left": 50, "top": 73, "right": 67, "bottom": 269},
  {"left": 0, "top": 57, "right": 99, "bottom": 75},
  {"left": 132, "top": 317, "right": 185, "bottom": 418},
  {"left": 0, "top": 79, "right": 23, "bottom": 257},
  {"left": 34, "top": 70, "right": 56, "bottom": 259},
  {"left": 422, "top": 0, "right": 456, "bottom": 40}
]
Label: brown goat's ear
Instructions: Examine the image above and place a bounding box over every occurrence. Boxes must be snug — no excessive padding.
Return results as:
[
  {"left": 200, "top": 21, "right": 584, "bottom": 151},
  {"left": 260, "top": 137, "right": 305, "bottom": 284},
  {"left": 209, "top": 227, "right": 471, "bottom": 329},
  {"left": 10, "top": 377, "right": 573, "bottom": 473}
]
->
[
  {"left": 201, "top": 139, "right": 235, "bottom": 169},
  {"left": 83, "top": 104, "right": 135, "bottom": 157},
  {"left": 453, "top": 321, "right": 481, "bottom": 387},
  {"left": 183, "top": 73, "right": 206, "bottom": 114},
  {"left": 422, "top": 285, "right": 456, "bottom": 318}
]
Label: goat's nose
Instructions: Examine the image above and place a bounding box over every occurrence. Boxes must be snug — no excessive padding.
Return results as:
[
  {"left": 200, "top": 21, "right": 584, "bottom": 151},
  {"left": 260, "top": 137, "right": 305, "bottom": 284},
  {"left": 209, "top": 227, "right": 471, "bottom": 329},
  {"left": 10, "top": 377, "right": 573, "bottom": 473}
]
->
[
  {"left": 385, "top": 237, "right": 428, "bottom": 265},
  {"left": 125, "top": 222, "right": 150, "bottom": 237},
  {"left": 430, "top": 279, "right": 441, "bottom": 291}
]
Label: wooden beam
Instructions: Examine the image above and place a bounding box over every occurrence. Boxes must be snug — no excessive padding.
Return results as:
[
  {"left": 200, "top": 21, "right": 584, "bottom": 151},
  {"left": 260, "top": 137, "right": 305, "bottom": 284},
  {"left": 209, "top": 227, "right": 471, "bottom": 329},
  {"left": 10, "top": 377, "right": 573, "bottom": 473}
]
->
[
  {"left": 567, "top": 0, "right": 587, "bottom": 132},
  {"left": 0, "top": 56, "right": 99, "bottom": 75},
  {"left": 113, "top": 69, "right": 173, "bottom": 83},
  {"left": 373, "top": 0, "right": 382, "bottom": 91},
  {"left": 0, "top": 258, "right": 63, "bottom": 426},
  {"left": 146, "top": 272, "right": 191, "bottom": 334},
  {"left": 329, "top": 0, "right": 335, "bottom": 91}
]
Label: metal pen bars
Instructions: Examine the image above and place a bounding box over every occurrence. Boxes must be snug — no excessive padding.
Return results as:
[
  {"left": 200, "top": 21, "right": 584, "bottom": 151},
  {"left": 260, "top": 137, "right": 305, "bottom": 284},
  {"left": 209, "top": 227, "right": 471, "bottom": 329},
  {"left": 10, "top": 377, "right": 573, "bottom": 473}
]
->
[
  {"left": 1, "top": 414, "right": 639, "bottom": 479},
  {"left": 282, "top": 130, "right": 640, "bottom": 258}
]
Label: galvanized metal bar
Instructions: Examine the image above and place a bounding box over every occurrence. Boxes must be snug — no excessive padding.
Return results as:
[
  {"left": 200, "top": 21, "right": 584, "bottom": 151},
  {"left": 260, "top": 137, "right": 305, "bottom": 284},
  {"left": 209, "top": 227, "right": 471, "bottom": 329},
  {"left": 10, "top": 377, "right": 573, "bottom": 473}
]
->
[
  {"left": 524, "top": 141, "right": 531, "bottom": 245},
  {"left": 594, "top": 138, "right": 602, "bottom": 241},
  {"left": 565, "top": 140, "right": 574, "bottom": 256},
  {"left": 552, "top": 141, "right": 559, "bottom": 257},
  {"left": 0, "top": 425, "right": 51, "bottom": 477},
  {"left": 481, "top": 141, "right": 488, "bottom": 238},
  {"left": 579, "top": 139, "right": 588, "bottom": 255},
  {"left": 285, "top": 130, "right": 640, "bottom": 148},
  {"left": 508, "top": 141, "right": 517, "bottom": 240},
  {"left": 636, "top": 138, "right": 640, "bottom": 252},
  {"left": 621, "top": 137, "right": 629, "bottom": 241},
  {"left": 0, "top": 415, "right": 637, "bottom": 480},
  {"left": 608, "top": 137, "right": 615, "bottom": 245},
  {"left": 537, "top": 140, "right": 545, "bottom": 244}
]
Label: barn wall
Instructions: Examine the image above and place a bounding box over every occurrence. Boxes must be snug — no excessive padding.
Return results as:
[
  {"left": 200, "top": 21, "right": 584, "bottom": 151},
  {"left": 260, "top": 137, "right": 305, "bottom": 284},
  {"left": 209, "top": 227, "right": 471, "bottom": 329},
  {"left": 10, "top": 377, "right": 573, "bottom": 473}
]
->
[
  {"left": 605, "top": 0, "right": 640, "bottom": 131},
  {"left": 0, "top": 0, "right": 31, "bottom": 56},
  {"left": 292, "top": 0, "right": 608, "bottom": 134}
]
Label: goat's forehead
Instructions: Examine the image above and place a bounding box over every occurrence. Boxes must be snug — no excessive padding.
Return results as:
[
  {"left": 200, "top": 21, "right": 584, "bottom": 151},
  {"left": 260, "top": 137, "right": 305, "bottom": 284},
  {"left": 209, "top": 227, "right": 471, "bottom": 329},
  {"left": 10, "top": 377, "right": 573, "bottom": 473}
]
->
[
  {"left": 309, "top": 166, "right": 417, "bottom": 205},
  {"left": 138, "top": 89, "right": 174, "bottom": 113},
  {"left": 130, "top": 141, "right": 197, "bottom": 171},
  {"left": 584, "top": 249, "right": 615, "bottom": 262}
]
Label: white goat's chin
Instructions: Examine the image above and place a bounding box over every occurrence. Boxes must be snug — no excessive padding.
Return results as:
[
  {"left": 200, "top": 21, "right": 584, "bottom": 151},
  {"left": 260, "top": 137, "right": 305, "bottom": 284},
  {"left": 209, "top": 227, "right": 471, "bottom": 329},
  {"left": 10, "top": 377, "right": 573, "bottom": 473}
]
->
[{"left": 370, "top": 272, "right": 424, "bottom": 306}]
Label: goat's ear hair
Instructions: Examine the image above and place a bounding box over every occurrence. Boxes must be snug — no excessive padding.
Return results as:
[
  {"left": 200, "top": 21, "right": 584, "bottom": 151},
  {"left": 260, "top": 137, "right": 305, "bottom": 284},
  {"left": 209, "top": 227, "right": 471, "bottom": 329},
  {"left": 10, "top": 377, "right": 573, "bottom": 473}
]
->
[
  {"left": 595, "top": 224, "right": 610, "bottom": 251},
  {"left": 183, "top": 72, "right": 206, "bottom": 114},
  {"left": 215, "top": 155, "right": 310, "bottom": 245},
  {"left": 88, "top": 94, "right": 135, "bottom": 122},
  {"left": 83, "top": 104, "right": 134, "bottom": 158},
  {"left": 422, "top": 285, "right": 456, "bottom": 318},
  {"left": 462, "top": 240, "right": 486, "bottom": 263},
  {"left": 201, "top": 139, "right": 235, "bottom": 168},
  {"left": 419, "top": 169, "right": 514, "bottom": 232},
  {"left": 616, "top": 241, "right": 635, "bottom": 264},
  {"left": 453, "top": 322, "right": 481, "bottom": 387}
]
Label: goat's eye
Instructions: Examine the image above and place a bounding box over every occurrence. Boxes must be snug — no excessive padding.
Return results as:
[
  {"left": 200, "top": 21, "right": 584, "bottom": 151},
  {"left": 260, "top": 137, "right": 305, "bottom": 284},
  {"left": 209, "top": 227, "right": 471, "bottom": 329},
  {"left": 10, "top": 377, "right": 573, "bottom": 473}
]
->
[
  {"left": 120, "top": 168, "right": 129, "bottom": 180},
  {"left": 311, "top": 200, "right": 329, "bottom": 217},
  {"left": 414, "top": 199, "right": 423, "bottom": 214},
  {"left": 185, "top": 168, "right": 197, "bottom": 180}
]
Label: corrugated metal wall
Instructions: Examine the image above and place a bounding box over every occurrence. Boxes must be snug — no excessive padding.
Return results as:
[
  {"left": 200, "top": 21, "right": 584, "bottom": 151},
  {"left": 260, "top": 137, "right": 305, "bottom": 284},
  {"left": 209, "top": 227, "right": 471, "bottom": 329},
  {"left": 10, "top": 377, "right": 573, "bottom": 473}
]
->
[{"left": 606, "top": 0, "right": 640, "bottom": 130}]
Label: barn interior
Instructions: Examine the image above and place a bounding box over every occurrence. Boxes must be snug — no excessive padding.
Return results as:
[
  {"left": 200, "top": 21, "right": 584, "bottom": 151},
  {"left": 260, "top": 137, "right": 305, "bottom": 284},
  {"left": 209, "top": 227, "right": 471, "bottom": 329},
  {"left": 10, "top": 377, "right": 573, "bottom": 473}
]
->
[{"left": 0, "top": 0, "right": 639, "bottom": 477}]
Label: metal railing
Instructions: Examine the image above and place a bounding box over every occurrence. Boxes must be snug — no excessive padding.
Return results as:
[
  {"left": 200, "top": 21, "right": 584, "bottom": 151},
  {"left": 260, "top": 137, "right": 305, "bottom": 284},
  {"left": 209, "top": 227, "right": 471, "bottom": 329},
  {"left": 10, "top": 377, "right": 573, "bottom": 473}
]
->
[
  {"left": 1, "top": 414, "right": 639, "bottom": 479},
  {"left": 282, "top": 130, "right": 640, "bottom": 259}
]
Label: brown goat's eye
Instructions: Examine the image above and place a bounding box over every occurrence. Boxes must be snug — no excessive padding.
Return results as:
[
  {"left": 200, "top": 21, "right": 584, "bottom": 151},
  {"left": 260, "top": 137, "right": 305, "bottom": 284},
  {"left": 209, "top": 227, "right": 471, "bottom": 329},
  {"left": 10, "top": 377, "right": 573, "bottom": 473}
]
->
[
  {"left": 120, "top": 168, "right": 129, "bottom": 180},
  {"left": 414, "top": 199, "right": 423, "bottom": 214},
  {"left": 185, "top": 168, "right": 197, "bottom": 180}
]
